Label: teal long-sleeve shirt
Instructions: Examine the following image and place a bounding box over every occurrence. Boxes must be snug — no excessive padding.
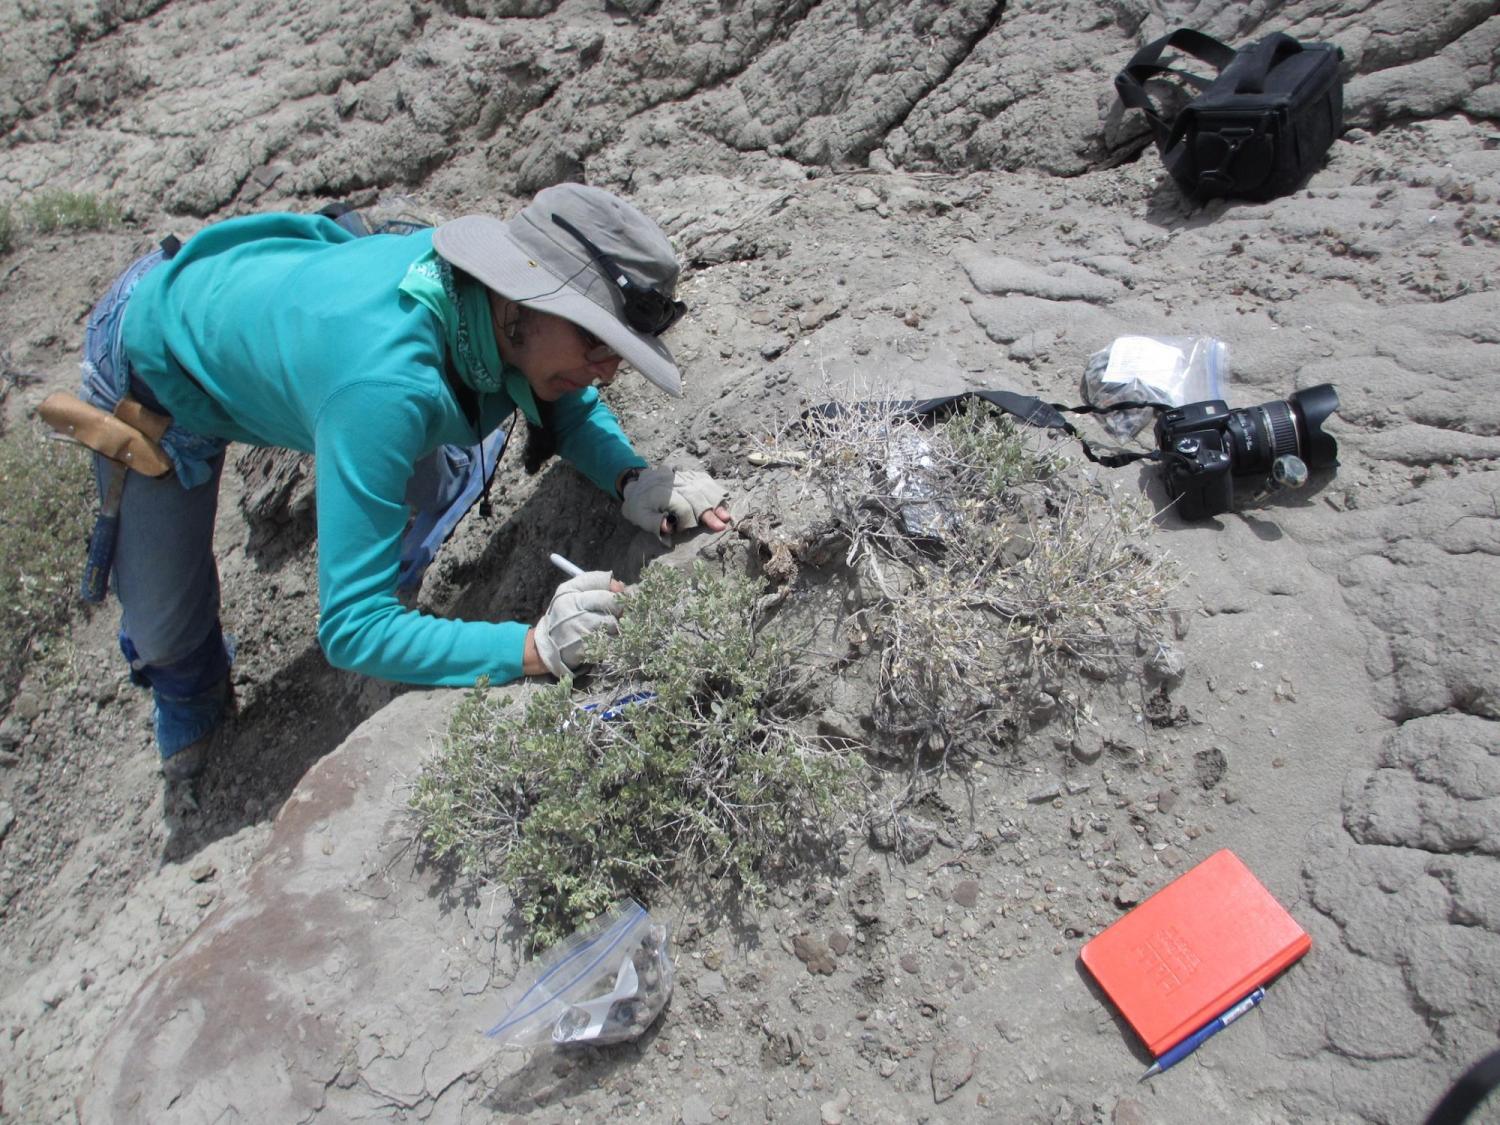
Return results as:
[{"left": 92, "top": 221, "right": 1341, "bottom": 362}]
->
[{"left": 120, "top": 213, "right": 646, "bottom": 687}]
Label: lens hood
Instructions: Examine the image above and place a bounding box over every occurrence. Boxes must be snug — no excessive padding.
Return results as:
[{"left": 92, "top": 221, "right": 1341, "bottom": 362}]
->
[{"left": 1291, "top": 383, "right": 1339, "bottom": 468}]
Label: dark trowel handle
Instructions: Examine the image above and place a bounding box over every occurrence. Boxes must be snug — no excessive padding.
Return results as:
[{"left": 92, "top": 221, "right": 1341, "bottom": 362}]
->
[{"left": 81, "top": 465, "right": 126, "bottom": 604}]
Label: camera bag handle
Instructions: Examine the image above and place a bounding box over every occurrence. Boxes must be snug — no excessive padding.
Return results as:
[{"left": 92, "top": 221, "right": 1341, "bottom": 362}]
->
[
  {"left": 1222, "top": 33, "right": 1307, "bottom": 95},
  {"left": 1116, "top": 29, "right": 1312, "bottom": 149},
  {"left": 1115, "top": 28, "right": 1238, "bottom": 150}
]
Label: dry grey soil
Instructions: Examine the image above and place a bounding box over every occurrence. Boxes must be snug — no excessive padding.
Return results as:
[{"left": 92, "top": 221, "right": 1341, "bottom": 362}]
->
[{"left": 1, "top": 1, "right": 1498, "bottom": 1122}]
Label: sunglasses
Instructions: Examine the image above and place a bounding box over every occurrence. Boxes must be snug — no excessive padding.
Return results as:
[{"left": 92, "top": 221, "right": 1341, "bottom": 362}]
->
[
  {"left": 552, "top": 213, "right": 686, "bottom": 336},
  {"left": 574, "top": 323, "right": 618, "bottom": 365}
]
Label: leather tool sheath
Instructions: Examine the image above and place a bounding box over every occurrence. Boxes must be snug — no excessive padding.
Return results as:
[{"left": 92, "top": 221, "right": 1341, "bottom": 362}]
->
[{"left": 38, "top": 392, "right": 173, "bottom": 477}]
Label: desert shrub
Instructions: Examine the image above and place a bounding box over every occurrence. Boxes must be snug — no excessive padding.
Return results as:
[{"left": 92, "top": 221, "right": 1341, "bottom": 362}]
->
[
  {"left": 0, "top": 422, "right": 94, "bottom": 697},
  {"left": 411, "top": 563, "right": 855, "bottom": 947},
  {"left": 784, "top": 397, "right": 1178, "bottom": 769},
  {"left": 25, "top": 189, "right": 122, "bottom": 233},
  {"left": 0, "top": 204, "right": 13, "bottom": 255}
]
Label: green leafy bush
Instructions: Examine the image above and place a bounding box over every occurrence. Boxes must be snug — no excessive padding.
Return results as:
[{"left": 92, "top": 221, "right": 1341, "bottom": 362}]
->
[
  {"left": 412, "top": 564, "right": 854, "bottom": 947},
  {"left": 0, "top": 423, "right": 94, "bottom": 697},
  {"left": 25, "top": 190, "right": 122, "bottom": 233},
  {"left": 0, "top": 204, "right": 13, "bottom": 255}
]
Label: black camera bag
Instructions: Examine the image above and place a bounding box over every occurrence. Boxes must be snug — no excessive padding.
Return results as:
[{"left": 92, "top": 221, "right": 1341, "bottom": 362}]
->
[{"left": 1115, "top": 28, "right": 1343, "bottom": 201}]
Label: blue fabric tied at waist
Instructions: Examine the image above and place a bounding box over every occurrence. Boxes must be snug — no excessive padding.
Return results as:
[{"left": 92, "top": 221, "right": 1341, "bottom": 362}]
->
[{"left": 80, "top": 248, "right": 228, "bottom": 489}]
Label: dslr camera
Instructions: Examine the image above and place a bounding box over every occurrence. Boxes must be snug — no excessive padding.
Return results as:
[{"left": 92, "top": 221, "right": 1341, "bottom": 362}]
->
[{"left": 1154, "top": 384, "right": 1340, "bottom": 519}]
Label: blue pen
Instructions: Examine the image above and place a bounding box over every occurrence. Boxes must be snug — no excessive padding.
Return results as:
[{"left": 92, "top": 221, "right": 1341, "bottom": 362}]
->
[{"left": 1140, "top": 987, "right": 1266, "bottom": 1080}]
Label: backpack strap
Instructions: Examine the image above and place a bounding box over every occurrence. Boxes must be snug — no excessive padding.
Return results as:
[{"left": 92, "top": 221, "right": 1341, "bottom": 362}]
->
[
  {"left": 805, "top": 391, "right": 1165, "bottom": 470},
  {"left": 972, "top": 391, "right": 1164, "bottom": 469},
  {"left": 316, "top": 201, "right": 372, "bottom": 238}
]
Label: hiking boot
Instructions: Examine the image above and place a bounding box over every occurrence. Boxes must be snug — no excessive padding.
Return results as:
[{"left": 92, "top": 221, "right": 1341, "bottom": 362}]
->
[
  {"left": 159, "top": 680, "right": 236, "bottom": 783},
  {"left": 161, "top": 728, "right": 215, "bottom": 781}
]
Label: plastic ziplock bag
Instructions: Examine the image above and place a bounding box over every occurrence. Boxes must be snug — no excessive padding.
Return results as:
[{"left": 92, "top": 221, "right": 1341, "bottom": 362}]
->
[
  {"left": 485, "top": 899, "right": 674, "bottom": 1049},
  {"left": 1083, "top": 336, "right": 1229, "bottom": 440},
  {"left": 883, "top": 431, "right": 958, "bottom": 539}
]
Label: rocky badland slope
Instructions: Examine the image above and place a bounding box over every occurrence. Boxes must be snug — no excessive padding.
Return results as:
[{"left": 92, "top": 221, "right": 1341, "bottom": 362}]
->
[{"left": 1, "top": 0, "right": 1497, "bottom": 1121}]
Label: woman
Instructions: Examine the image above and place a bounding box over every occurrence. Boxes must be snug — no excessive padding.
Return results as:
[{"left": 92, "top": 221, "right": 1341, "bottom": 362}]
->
[{"left": 80, "top": 183, "right": 731, "bottom": 780}]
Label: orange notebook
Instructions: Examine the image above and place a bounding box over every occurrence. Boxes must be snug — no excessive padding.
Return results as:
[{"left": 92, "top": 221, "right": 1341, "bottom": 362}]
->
[{"left": 1080, "top": 849, "right": 1311, "bottom": 1056}]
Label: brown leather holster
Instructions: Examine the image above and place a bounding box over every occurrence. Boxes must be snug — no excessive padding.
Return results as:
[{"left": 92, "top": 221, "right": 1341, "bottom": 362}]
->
[{"left": 38, "top": 392, "right": 174, "bottom": 478}]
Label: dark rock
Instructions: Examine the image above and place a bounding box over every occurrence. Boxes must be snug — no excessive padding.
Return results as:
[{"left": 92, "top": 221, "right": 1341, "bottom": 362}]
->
[
  {"left": 1029, "top": 691, "right": 1059, "bottom": 724},
  {"left": 867, "top": 814, "right": 936, "bottom": 861},
  {"left": 238, "top": 447, "right": 317, "bottom": 565},
  {"left": 848, "top": 869, "right": 885, "bottom": 926},
  {"left": 817, "top": 709, "right": 866, "bottom": 742},
  {"left": 952, "top": 879, "right": 979, "bottom": 909},
  {"left": 1071, "top": 734, "right": 1105, "bottom": 764},
  {"left": 1145, "top": 643, "right": 1185, "bottom": 685},
  {"left": 0, "top": 719, "right": 24, "bottom": 752},
  {"left": 1145, "top": 687, "right": 1189, "bottom": 728},
  {"left": 1194, "top": 747, "right": 1228, "bottom": 790},
  {"left": 930, "top": 1036, "right": 976, "bottom": 1103},
  {"left": 917, "top": 994, "right": 946, "bottom": 1017},
  {"left": 793, "top": 934, "right": 836, "bottom": 976}
]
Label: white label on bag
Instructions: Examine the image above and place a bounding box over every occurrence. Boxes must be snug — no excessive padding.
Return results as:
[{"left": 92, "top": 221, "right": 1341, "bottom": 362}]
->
[{"left": 1102, "top": 336, "right": 1186, "bottom": 384}]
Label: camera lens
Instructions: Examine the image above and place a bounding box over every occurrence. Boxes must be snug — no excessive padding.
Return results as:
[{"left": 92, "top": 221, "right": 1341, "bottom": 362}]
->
[
  {"left": 1224, "top": 383, "right": 1340, "bottom": 474},
  {"left": 1225, "top": 401, "right": 1298, "bottom": 473}
]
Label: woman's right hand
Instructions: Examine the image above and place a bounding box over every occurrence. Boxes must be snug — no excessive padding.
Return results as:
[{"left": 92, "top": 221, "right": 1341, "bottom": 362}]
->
[
  {"left": 621, "top": 468, "right": 731, "bottom": 544},
  {"left": 527, "top": 571, "right": 625, "bottom": 679}
]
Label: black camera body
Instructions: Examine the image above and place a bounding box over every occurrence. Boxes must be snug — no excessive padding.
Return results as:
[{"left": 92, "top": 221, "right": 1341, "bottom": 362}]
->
[{"left": 1155, "top": 384, "right": 1340, "bottom": 519}]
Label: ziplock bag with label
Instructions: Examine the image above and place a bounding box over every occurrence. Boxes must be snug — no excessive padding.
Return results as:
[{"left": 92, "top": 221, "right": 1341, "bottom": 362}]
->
[
  {"left": 1083, "top": 335, "right": 1228, "bottom": 440},
  {"left": 486, "top": 899, "right": 674, "bottom": 1048}
]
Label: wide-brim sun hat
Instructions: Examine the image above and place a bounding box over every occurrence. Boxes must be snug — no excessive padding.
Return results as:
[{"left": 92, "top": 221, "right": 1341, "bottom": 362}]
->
[{"left": 433, "top": 183, "right": 684, "bottom": 397}]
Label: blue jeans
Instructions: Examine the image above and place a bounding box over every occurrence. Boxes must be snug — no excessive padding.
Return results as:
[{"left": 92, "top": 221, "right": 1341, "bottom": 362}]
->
[
  {"left": 82, "top": 250, "right": 232, "bottom": 760},
  {"left": 82, "top": 250, "right": 487, "bottom": 760}
]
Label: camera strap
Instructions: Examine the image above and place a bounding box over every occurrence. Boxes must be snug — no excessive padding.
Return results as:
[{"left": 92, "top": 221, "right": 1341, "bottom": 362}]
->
[{"left": 806, "top": 389, "right": 1165, "bottom": 469}]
